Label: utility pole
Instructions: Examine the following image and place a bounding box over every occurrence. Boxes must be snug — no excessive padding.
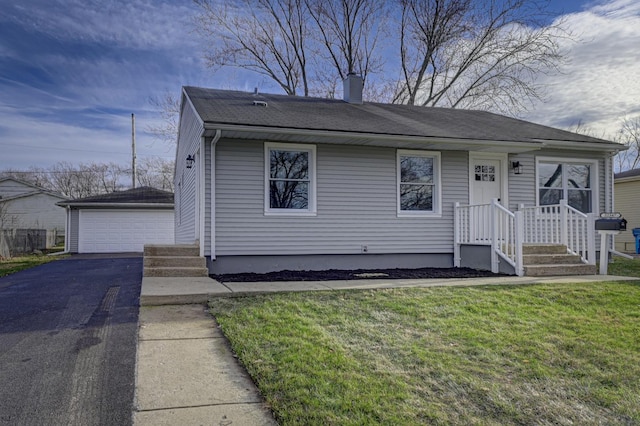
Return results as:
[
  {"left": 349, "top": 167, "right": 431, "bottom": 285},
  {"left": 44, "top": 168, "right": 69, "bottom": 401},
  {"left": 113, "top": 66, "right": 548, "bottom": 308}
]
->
[{"left": 131, "top": 113, "right": 137, "bottom": 188}]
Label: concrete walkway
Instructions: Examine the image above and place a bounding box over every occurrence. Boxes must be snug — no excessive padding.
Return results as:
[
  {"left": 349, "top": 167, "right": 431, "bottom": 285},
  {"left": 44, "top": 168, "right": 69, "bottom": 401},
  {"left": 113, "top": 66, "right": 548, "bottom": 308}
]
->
[
  {"left": 140, "top": 273, "right": 639, "bottom": 306},
  {"left": 134, "top": 273, "right": 639, "bottom": 425},
  {"left": 133, "top": 304, "right": 277, "bottom": 425}
]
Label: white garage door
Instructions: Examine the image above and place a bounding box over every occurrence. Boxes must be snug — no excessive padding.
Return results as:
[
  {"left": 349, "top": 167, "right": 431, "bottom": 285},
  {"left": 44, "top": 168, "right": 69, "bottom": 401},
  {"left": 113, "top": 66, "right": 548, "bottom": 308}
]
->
[{"left": 79, "top": 210, "right": 174, "bottom": 253}]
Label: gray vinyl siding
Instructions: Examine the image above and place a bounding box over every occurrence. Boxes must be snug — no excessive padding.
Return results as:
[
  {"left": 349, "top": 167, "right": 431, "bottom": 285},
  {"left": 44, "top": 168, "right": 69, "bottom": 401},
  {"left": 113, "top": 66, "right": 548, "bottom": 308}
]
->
[
  {"left": 174, "top": 100, "right": 204, "bottom": 244},
  {"left": 69, "top": 209, "right": 79, "bottom": 253},
  {"left": 214, "top": 140, "right": 468, "bottom": 256},
  {"left": 508, "top": 149, "right": 608, "bottom": 213}
]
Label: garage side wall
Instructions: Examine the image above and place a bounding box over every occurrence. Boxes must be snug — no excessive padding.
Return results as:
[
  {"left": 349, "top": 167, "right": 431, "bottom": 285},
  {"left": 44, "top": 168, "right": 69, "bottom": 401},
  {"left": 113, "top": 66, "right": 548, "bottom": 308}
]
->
[
  {"left": 69, "top": 209, "right": 79, "bottom": 253},
  {"left": 614, "top": 178, "right": 640, "bottom": 252},
  {"left": 174, "top": 98, "right": 204, "bottom": 245}
]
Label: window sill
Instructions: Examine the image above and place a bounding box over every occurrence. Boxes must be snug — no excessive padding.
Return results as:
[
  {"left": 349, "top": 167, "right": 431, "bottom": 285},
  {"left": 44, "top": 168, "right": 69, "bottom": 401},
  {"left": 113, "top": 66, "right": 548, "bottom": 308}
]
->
[
  {"left": 264, "top": 210, "right": 317, "bottom": 217},
  {"left": 397, "top": 211, "right": 442, "bottom": 218}
]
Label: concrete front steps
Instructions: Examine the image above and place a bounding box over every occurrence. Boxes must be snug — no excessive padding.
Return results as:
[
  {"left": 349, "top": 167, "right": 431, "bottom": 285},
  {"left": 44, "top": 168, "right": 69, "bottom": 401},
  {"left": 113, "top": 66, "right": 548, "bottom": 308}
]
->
[
  {"left": 143, "top": 244, "right": 209, "bottom": 278},
  {"left": 522, "top": 244, "right": 597, "bottom": 277}
]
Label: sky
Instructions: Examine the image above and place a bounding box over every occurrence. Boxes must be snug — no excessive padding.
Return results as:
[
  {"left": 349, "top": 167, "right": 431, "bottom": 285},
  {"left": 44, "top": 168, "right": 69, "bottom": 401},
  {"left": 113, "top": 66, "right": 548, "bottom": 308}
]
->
[{"left": 1, "top": 0, "right": 639, "bottom": 171}]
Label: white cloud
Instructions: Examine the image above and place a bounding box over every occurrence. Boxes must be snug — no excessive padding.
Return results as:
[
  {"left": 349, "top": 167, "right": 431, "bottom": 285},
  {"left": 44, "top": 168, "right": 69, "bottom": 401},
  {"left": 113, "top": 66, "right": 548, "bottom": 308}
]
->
[
  {"left": 7, "top": 0, "right": 198, "bottom": 51},
  {"left": 525, "top": 0, "right": 640, "bottom": 138},
  {"left": 0, "top": 103, "right": 173, "bottom": 170}
]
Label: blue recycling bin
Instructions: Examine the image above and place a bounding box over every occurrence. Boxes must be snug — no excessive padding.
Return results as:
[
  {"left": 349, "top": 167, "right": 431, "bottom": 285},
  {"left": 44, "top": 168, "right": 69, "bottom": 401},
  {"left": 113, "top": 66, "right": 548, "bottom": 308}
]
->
[{"left": 633, "top": 228, "right": 640, "bottom": 254}]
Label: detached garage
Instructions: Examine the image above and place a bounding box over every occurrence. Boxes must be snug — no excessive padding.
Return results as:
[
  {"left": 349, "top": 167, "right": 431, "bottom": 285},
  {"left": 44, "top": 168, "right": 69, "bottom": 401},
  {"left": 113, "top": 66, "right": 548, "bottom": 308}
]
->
[{"left": 57, "top": 187, "right": 174, "bottom": 253}]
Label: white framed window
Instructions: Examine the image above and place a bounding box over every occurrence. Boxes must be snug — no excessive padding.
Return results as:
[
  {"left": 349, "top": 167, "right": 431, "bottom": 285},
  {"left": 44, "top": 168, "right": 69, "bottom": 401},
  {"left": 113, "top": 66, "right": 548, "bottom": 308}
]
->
[
  {"left": 536, "top": 157, "right": 598, "bottom": 213},
  {"left": 397, "top": 150, "right": 441, "bottom": 216},
  {"left": 264, "top": 142, "right": 317, "bottom": 215}
]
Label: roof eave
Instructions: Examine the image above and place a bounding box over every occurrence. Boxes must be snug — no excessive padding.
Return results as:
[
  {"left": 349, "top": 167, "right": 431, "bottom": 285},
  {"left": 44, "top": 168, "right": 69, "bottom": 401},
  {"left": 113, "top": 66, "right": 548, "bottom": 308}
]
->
[
  {"left": 56, "top": 202, "right": 174, "bottom": 208},
  {"left": 202, "top": 122, "right": 545, "bottom": 152},
  {"left": 614, "top": 175, "right": 640, "bottom": 183},
  {"left": 537, "top": 139, "right": 626, "bottom": 152}
]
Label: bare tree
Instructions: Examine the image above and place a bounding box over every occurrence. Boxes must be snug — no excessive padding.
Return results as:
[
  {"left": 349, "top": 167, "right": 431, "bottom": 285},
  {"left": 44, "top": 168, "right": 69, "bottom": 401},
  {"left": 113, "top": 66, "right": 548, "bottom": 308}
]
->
[
  {"left": 2, "top": 160, "right": 174, "bottom": 198},
  {"left": 394, "top": 0, "right": 568, "bottom": 114},
  {"left": 306, "top": 0, "right": 386, "bottom": 97},
  {"left": 614, "top": 116, "right": 640, "bottom": 172},
  {"left": 136, "top": 157, "right": 175, "bottom": 191},
  {"left": 194, "top": 0, "right": 311, "bottom": 96},
  {"left": 146, "top": 91, "right": 181, "bottom": 146},
  {"left": 192, "top": 0, "right": 569, "bottom": 114}
]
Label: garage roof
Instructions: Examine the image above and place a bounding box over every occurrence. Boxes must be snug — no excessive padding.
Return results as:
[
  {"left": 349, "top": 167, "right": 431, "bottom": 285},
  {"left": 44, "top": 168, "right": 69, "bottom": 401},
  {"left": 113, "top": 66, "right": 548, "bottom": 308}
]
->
[{"left": 57, "top": 187, "right": 174, "bottom": 208}]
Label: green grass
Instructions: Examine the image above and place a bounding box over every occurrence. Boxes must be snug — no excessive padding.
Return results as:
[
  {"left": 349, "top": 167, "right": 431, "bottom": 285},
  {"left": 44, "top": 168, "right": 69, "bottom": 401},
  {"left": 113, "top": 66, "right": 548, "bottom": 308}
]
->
[
  {"left": 210, "top": 280, "right": 640, "bottom": 425},
  {"left": 0, "top": 253, "right": 64, "bottom": 277},
  {"left": 609, "top": 257, "right": 640, "bottom": 278}
]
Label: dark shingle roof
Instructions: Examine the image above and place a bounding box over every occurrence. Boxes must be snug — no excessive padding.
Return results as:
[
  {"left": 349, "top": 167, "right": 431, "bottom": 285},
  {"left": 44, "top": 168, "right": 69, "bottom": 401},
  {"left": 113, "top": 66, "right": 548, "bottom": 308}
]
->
[
  {"left": 57, "top": 187, "right": 173, "bottom": 205},
  {"left": 184, "top": 86, "right": 615, "bottom": 145},
  {"left": 614, "top": 168, "right": 640, "bottom": 180}
]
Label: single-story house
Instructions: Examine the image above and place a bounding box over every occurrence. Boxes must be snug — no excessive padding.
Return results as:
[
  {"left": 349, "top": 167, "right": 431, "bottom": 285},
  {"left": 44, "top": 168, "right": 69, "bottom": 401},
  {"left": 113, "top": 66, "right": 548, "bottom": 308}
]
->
[
  {"left": 174, "top": 76, "right": 625, "bottom": 276},
  {"left": 614, "top": 168, "right": 640, "bottom": 253},
  {"left": 57, "top": 186, "right": 174, "bottom": 253},
  {"left": 0, "top": 177, "right": 68, "bottom": 247}
]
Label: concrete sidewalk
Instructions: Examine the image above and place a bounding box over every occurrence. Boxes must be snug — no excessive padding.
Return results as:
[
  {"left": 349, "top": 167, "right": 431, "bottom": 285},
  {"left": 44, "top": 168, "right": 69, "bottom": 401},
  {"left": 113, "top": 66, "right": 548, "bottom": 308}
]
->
[
  {"left": 134, "top": 273, "right": 639, "bottom": 425},
  {"left": 133, "top": 304, "right": 277, "bottom": 425},
  {"left": 140, "top": 273, "right": 639, "bottom": 306}
]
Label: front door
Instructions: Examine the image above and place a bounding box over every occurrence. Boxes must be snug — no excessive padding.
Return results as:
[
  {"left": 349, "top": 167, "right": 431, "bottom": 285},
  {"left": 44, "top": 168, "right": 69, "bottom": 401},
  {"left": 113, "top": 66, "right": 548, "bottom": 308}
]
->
[
  {"left": 469, "top": 155, "right": 505, "bottom": 206},
  {"left": 468, "top": 153, "right": 507, "bottom": 243}
]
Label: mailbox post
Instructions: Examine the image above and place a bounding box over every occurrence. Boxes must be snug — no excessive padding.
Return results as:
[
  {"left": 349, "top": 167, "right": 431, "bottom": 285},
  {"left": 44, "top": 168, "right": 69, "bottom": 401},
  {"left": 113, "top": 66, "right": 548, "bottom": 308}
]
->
[{"left": 595, "top": 213, "right": 627, "bottom": 275}]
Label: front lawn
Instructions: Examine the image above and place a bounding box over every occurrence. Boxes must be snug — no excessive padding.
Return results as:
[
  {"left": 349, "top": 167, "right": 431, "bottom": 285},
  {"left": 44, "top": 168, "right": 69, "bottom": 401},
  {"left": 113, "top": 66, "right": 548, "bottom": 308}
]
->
[
  {"left": 0, "top": 254, "right": 63, "bottom": 277},
  {"left": 609, "top": 257, "right": 640, "bottom": 278},
  {"left": 210, "top": 281, "right": 640, "bottom": 425}
]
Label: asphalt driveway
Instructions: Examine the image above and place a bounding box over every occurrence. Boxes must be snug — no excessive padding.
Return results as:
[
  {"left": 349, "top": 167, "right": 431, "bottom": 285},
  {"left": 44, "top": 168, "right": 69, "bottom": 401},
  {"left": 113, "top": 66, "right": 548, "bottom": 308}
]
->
[{"left": 0, "top": 254, "right": 142, "bottom": 426}]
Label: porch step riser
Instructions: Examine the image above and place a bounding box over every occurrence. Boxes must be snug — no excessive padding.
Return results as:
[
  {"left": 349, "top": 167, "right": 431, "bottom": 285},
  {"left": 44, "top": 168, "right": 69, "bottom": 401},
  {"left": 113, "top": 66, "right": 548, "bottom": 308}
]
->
[
  {"left": 524, "top": 264, "right": 597, "bottom": 277},
  {"left": 144, "top": 256, "right": 206, "bottom": 268},
  {"left": 144, "top": 244, "right": 199, "bottom": 257},
  {"left": 523, "top": 254, "right": 583, "bottom": 266},
  {"left": 143, "top": 267, "right": 209, "bottom": 278}
]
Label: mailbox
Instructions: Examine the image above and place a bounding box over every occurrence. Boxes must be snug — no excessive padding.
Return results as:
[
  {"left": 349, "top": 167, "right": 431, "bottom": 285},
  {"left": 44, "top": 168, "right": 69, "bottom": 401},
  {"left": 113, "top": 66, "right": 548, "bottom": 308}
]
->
[{"left": 595, "top": 216, "right": 627, "bottom": 231}]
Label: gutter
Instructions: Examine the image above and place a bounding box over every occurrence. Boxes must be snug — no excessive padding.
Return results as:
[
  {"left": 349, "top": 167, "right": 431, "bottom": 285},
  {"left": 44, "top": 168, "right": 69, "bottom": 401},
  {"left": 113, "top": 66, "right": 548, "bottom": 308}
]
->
[
  {"left": 537, "top": 139, "right": 626, "bottom": 152},
  {"left": 204, "top": 123, "right": 545, "bottom": 151}
]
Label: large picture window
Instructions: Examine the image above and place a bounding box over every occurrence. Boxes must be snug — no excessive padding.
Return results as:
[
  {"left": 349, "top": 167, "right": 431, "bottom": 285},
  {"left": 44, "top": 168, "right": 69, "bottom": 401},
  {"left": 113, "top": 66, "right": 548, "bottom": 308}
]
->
[
  {"left": 265, "top": 143, "right": 316, "bottom": 215},
  {"left": 397, "top": 150, "right": 441, "bottom": 215},
  {"left": 538, "top": 159, "right": 595, "bottom": 213}
]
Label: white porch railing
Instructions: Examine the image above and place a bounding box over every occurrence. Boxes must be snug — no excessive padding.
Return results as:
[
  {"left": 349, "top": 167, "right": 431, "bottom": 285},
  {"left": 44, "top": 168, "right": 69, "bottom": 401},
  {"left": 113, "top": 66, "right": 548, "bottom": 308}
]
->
[
  {"left": 454, "top": 199, "right": 595, "bottom": 276},
  {"left": 519, "top": 200, "right": 595, "bottom": 264}
]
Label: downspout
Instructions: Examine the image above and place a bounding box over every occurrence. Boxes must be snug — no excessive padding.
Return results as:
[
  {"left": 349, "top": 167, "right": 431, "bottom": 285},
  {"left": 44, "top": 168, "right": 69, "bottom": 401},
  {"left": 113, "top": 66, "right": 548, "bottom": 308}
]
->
[
  {"left": 198, "top": 136, "right": 205, "bottom": 257},
  {"left": 210, "top": 129, "right": 222, "bottom": 260}
]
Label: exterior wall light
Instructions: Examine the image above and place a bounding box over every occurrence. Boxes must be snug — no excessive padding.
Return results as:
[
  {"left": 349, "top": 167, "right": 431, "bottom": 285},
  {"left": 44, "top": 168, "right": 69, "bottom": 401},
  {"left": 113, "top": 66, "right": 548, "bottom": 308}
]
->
[
  {"left": 186, "top": 155, "right": 195, "bottom": 169},
  {"left": 512, "top": 161, "right": 523, "bottom": 175}
]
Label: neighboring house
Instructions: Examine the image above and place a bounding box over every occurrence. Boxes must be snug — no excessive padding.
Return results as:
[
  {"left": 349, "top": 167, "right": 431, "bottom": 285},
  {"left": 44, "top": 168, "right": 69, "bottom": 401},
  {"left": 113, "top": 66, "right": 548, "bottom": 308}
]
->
[
  {"left": 174, "top": 76, "right": 624, "bottom": 276},
  {"left": 0, "top": 178, "right": 68, "bottom": 247},
  {"left": 614, "top": 168, "right": 640, "bottom": 253},
  {"left": 57, "top": 187, "right": 174, "bottom": 253}
]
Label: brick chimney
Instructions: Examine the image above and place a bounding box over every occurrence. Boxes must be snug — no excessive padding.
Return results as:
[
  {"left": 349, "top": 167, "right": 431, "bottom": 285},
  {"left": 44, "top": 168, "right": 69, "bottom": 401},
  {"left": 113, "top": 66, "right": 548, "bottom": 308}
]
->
[{"left": 343, "top": 73, "right": 363, "bottom": 104}]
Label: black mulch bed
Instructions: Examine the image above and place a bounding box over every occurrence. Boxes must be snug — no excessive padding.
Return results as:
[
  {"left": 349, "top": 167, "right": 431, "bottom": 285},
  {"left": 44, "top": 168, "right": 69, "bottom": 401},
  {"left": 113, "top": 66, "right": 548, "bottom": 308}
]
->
[{"left": 213, "top": 267, "right": 505, "bottom": 283}]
